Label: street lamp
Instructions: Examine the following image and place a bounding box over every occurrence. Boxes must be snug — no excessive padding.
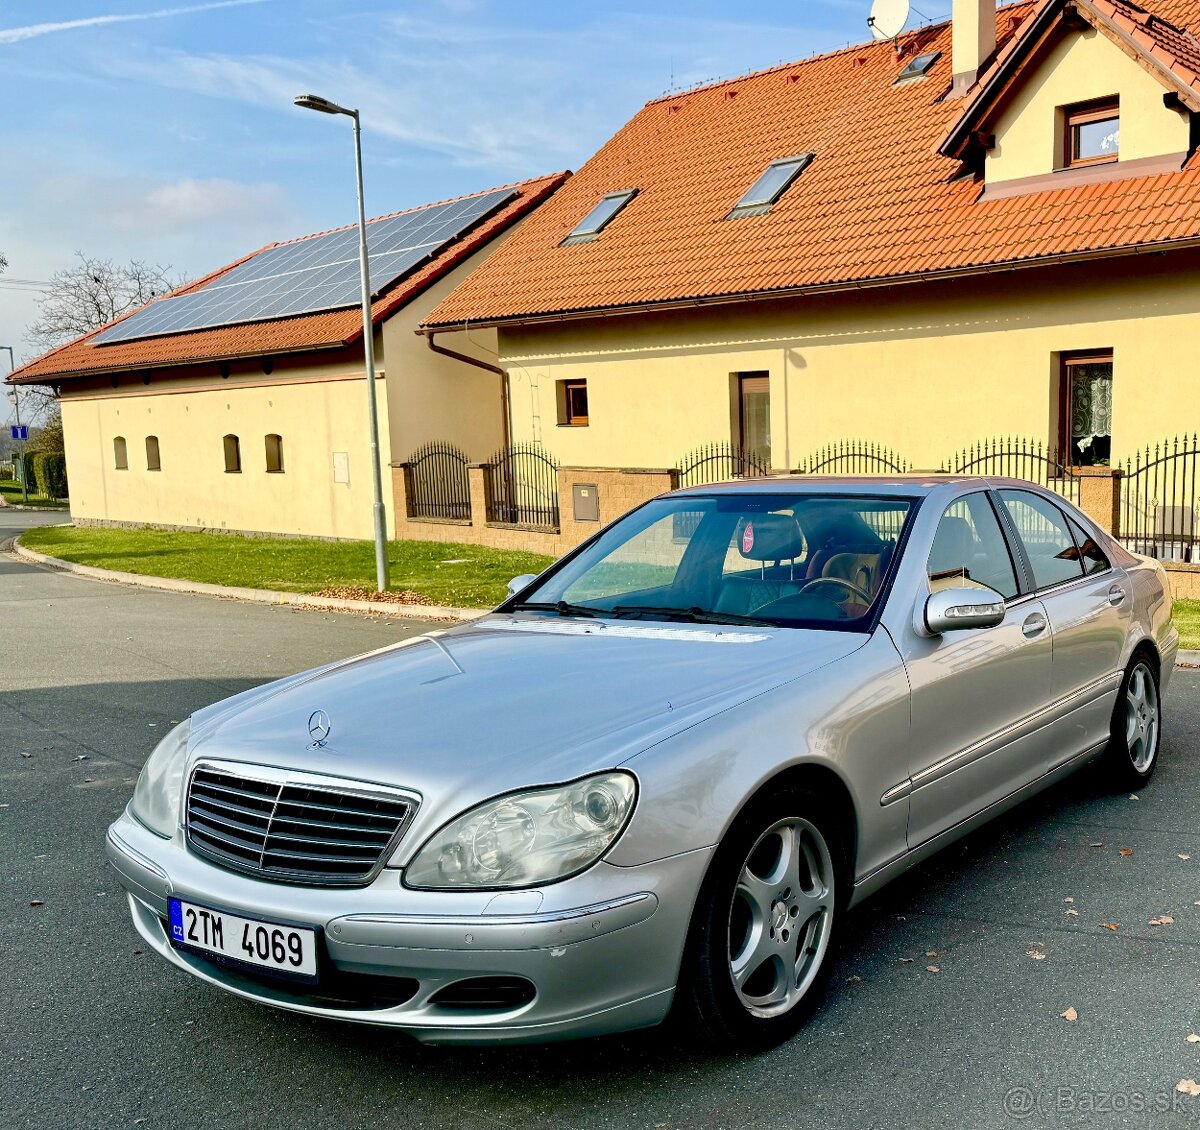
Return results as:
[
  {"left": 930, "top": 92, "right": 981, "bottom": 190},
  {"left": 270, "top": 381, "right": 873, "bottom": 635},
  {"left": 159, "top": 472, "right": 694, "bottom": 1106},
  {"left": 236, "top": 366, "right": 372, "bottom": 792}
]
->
[
  {"left": 294, "top": 93, "right": 390, "bottom": 592},
  {"left": 2, "top": 345, "right": 27, "bottom": 504}
]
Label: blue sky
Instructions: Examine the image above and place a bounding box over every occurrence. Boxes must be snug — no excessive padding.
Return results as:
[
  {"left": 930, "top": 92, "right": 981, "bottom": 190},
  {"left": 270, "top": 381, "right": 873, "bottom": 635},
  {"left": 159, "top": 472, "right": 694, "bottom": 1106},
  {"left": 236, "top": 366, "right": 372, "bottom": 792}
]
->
[{"left": 0, "top": 0, "right": 949, "bottom": 392}]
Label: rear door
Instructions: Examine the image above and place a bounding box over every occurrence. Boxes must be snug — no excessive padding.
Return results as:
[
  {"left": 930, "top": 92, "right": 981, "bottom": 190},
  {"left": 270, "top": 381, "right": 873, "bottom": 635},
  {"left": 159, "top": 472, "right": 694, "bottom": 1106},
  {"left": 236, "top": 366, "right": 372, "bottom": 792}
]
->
[
  {"left": 996, "top": 489, "right": 1130, "bottom": 766},
  {"left": 903, "top": 491, "right": 1057, "bottom": 847}
]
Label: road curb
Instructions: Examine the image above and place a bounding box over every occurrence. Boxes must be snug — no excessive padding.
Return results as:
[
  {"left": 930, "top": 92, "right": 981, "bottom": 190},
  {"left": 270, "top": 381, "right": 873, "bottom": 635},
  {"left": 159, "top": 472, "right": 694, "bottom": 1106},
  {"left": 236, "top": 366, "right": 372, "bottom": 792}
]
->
[
  {"left": 1176, "top": 649, "right": 1200, "bottom": 667},
  {"left": 10, "top": 537, "right": 485, "bottom": 624}
]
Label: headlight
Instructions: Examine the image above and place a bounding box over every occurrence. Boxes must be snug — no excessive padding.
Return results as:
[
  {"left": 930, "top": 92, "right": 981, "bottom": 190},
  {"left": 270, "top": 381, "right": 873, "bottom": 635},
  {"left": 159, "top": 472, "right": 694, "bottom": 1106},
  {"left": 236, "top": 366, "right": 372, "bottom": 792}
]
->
[
  {"left": 403, "top": 771, "right": 637, "bottom": 890},
  {"left": 129, "top": 718, "right": 192, "bottom": 838}
]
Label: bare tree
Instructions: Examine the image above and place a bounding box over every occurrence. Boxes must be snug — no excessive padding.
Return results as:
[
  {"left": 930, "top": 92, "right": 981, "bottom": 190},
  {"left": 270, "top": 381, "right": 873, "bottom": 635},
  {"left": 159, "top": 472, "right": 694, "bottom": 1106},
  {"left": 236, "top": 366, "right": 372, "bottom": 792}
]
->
[{"left": 29, "top": 253, "right": 180, "bottom": 352}]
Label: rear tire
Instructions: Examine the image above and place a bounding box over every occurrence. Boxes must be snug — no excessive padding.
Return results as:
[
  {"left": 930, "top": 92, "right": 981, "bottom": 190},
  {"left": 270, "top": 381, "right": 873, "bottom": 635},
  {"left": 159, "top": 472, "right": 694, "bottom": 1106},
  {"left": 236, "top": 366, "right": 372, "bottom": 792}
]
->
[
  {"left": 674, "top": 787, "right": 844, "bottom": 1050},
  {"left": 1102, "top": 653, "right": 1161, "bottom": 790}
]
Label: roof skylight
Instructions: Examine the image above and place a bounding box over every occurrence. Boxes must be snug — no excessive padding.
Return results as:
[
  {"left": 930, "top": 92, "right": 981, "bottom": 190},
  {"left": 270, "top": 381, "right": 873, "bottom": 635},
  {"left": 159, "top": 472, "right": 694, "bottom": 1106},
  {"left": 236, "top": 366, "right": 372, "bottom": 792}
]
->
[
  {"left": 894, "top": 51, "right": 941, "bottom": 85},
  {"left": 561, "top": 190, "right": 638, "bottom": 245},
  {"left": 727, "top": 154, "right": 813, "bottom": 219}
]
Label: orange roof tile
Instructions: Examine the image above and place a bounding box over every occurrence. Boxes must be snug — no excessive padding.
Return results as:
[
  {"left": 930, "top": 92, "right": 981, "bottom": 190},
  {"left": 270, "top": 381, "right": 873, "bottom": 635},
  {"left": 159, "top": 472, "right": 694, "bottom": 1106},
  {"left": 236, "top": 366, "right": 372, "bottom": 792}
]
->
[
  {"left": 9, "top": 172, "right": 569, "bottom": 384},
  {"left": 425, "top": 1, "right": 1200, "bottom": 330}
]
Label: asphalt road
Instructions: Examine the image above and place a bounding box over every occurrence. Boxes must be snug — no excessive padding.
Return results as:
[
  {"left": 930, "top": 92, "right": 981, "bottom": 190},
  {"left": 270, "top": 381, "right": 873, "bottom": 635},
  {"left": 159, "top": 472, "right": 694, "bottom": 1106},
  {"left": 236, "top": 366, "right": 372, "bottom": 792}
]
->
[{"left": 3, "top": 514, "right": 1199, "bottom": 1130}]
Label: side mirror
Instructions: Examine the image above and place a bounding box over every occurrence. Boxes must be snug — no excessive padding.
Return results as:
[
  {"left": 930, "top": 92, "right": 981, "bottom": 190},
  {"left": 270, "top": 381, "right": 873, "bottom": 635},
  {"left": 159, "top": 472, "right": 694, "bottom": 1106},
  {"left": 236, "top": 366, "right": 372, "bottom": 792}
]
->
[
  {"left": 922, "top": 585, "right": 1006, "bottom": 636},
  {"left": 506, "top": 574, "right": 537, "bottom": 600}
]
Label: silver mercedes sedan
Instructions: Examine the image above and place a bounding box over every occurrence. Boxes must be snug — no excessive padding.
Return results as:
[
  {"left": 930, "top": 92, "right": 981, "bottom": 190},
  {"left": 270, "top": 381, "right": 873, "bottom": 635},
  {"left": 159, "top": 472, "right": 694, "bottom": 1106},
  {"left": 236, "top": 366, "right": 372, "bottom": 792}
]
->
[{"left": 106, "top": 476, "right": 1176, "bottom": 1047}]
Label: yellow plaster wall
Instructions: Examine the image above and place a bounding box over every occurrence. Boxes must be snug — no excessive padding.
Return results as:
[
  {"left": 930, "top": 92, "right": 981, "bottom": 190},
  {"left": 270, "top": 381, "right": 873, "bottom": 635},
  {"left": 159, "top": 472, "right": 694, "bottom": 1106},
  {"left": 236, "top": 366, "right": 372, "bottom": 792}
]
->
[
  {"left": 499, "top": 250, "right": 1200, "bottom": 473},
  {"left": 383, "top": 243, "right": 510, "bottom": 465},
  {"left": 60, "top": 360, "right": 393, "bottom": 539},
  {"left": 987, "top": 26, "right": 1191, "bottom": 182}
]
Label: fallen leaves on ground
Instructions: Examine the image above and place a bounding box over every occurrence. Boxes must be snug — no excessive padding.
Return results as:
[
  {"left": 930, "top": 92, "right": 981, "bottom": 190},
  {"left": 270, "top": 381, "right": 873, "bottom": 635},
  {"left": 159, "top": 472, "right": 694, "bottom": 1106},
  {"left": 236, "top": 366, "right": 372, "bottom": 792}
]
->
[
  {"left": 1100, "top": 922, "right": 1119, "bottom": 931},
  {"left": 1089, "top": 842, "right": 1104, "bottom": 848},
  {"left": 1180, "top": 854, "right": 1192, "bottom": 861},
  {"left": 1061, "top": 1007, "right": 1078, "bottom": 1022},
  {"left": 1064, "top": 897, "right": 1075, "bottom": 903},
  {"left": 29, "top": 900, "right": 44, "bottom": 907},
  {"left": 1177, "top": 1080, "right": 1200, "bottom": 1097},
  {"left": 1150, "top": 915, "right": 1175, "bottom": 926},
  {"left": 1130, "top": 794, "right": 1140, "bottom": 801},
  {"left": 1066, "top": 908, "right": 1080, "bottom": 917},
  {"left": 846, "top": 974, "right": 862, "bottom": 984},
  {"left": 926, "top": 950, "right": 938, "bottom": 957},
  {"left": 1119, "top": 848, "right": 1134, "bottom": 857},
  {"left": 898, "top": 957, "right": 915, "bottom": 964},
  {"left": 313, "top": 586, "right": 435, "bottom": 606},
  {"left": 1186, "top": 1033, "right": 1200, "bottom": 1044},
  {"left": 926, "top": 965, "right": 940, "bottom": 973},
  {"left": 1026, "top": 949, "right": 1047, "bottom": 960}
]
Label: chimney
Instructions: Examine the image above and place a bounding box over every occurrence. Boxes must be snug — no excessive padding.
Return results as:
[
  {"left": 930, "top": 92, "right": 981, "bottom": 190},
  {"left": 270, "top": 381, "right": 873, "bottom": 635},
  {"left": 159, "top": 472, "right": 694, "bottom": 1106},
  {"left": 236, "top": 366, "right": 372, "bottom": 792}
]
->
[{"left": 951, "top": 0, "right": 997, "bottom": 96}]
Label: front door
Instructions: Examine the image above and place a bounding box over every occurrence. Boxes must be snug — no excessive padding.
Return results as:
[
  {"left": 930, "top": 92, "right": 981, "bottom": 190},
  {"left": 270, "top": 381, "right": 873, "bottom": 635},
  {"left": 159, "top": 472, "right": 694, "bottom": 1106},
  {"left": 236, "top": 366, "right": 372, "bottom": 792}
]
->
[
  {"left": 738, "top": 374, "right": 771, "bottom": 469},
  {"left": 903, "top": 492, "right": 1057, "bottom": 847}
]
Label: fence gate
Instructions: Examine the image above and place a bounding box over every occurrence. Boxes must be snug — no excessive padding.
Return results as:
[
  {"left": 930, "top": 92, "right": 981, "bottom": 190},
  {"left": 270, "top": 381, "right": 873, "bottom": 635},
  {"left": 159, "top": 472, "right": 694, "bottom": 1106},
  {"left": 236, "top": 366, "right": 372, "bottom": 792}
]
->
[
  {"left": 484, "top": 443, "right": 561, "bottom": 528},
  {"left": 954, "top": 437, "right": 1080, "bottom": 505},
  {"left": 1120, "top": 436, "right": 1200, "bottom": 560},
  {"left": 676, "top": 442, "right": 769, "bottom": 488},
  {"left": 797, "top": 440, "right": 908, "bottom": 475},
  {"left": 406, "top": 441, "right": 471, "bottom": 520}
]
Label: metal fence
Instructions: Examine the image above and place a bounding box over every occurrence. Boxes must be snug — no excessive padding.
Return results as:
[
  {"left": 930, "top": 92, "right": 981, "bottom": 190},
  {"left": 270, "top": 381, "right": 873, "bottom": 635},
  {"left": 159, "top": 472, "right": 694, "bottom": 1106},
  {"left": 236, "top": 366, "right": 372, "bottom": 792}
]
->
[
  {"left": 1120, "top": 436, "right": 1200, "bottom": 560},
  {"left": 484, "top": 443, "right": 561, "bottom": 529},
  {"left": 406, "top": 441, "right": 471, "bottom": 521},
  {"left": 676, "top": 442, "right": 769, "bottom": 488},
  {"left": 797, "top": 439, "right": 908, "bottom": 475},
  {"left": 954, "top": 437, "right": 1080, "bottom": 506}
]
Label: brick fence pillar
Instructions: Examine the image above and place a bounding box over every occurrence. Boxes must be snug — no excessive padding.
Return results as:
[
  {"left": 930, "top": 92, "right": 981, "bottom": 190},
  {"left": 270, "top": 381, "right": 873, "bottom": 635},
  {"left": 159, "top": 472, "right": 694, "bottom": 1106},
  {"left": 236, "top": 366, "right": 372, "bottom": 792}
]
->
[
  {"left": 468, "top": 464, "right": 489, "bottom": 530},
  {"left": 389, "top": 463, "right": 411, "bottom": 538},
  {"left": 1075, "top": 467, "right": 1123, "bottom": 538}
]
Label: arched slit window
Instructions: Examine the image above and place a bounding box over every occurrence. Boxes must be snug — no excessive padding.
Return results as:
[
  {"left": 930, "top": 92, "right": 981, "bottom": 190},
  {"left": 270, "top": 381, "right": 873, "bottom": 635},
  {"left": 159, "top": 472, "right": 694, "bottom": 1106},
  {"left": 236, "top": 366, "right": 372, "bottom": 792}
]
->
[
  {"left": 145, "top": 435, "right": 161, "bottom": 471},
  {"left": 113, "top": 436, "right": 128, "bottom": 470},
  {"left": 223, "top": 434, "right": 241, "bottom": 473},
  {"left": 265, "top": 433, "right": 284, "bottom": 473}
]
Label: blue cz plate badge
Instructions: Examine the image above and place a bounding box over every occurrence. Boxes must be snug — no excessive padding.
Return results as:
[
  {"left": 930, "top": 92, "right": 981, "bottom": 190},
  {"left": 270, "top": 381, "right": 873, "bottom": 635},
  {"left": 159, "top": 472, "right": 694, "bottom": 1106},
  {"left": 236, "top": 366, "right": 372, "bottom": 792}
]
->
[{"left": 168, "top": 897, "right": 318, "bottom": 979}]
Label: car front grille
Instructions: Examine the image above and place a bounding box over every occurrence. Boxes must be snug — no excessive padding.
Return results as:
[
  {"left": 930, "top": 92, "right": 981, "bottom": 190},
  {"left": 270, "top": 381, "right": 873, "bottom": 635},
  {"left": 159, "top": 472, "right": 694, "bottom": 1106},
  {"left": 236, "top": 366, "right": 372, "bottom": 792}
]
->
[{"left": 185, "top": 766, "right": 414, "bottom": 886}]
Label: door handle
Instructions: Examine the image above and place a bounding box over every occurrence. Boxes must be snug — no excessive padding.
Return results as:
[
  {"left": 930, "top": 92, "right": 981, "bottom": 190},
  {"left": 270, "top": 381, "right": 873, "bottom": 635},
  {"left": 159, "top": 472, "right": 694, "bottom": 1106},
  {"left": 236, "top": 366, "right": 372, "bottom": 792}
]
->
[
  {"left": 1022, "top": 612, "right": 1048, "bottom": 638},
  {"left": 1107, "top": 585, "right": 1126, "bottom": 607}
]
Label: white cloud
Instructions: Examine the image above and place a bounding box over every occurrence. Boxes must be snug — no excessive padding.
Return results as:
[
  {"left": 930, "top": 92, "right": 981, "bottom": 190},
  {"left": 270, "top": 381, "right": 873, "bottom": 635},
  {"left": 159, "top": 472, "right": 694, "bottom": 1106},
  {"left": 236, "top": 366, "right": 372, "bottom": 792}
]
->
[
  {"left": 0, "top": 0, "right": 267, "bottom": 46},
  {"left": 114, "top": 177, "right": 292, "bottom": 234}
]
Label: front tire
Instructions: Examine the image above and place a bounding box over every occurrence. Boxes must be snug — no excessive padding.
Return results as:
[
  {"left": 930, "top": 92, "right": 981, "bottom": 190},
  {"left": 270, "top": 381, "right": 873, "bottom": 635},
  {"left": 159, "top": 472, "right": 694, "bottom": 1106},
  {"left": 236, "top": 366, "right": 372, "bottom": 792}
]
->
[
  {"left": 675, "top": 788, "right": 844, "bottom": 1049},
  {"left": 1103, "top": 654, "right": 1161, "bottom": 789}
]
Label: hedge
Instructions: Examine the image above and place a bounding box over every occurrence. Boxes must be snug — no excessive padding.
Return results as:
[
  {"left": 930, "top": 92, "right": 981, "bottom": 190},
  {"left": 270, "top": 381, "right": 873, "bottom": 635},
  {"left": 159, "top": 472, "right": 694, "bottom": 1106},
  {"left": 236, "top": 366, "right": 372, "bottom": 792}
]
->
[
  {"left": 19, "top": 451, "right": 37, "bottom": 490},
  {"left": 32, "top": 452, "right": 68, "bottom": 500}
]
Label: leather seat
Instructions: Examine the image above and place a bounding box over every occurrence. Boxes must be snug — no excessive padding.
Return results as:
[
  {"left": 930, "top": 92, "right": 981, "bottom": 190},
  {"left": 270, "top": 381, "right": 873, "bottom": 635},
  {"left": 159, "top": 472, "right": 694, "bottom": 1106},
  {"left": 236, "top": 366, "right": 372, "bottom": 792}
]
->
[{"left": 715, "top": 515, "right": 807, "bottom": 616}]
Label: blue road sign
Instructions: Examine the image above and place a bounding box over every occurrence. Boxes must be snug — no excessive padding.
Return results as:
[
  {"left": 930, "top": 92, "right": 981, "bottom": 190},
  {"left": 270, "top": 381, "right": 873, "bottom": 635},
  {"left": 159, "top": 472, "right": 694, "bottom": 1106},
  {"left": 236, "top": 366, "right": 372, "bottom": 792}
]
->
[{"left": 9, "top": 425, "right": 27, "bottom": 441}]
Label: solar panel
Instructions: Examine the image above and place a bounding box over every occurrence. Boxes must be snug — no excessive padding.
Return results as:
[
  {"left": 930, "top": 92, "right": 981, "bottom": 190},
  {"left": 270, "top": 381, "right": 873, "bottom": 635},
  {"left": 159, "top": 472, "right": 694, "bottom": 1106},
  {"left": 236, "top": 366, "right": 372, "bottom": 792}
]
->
[{"left": 93, "top": 188, "right": 518, "bottom": 345}]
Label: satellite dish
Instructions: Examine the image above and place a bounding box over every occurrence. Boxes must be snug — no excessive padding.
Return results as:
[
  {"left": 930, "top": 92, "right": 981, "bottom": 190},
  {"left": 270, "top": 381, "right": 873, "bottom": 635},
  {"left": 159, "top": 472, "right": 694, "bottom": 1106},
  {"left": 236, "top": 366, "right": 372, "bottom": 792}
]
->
[{"left": 867, "top": 0, "right": 911, "bottom": 40}]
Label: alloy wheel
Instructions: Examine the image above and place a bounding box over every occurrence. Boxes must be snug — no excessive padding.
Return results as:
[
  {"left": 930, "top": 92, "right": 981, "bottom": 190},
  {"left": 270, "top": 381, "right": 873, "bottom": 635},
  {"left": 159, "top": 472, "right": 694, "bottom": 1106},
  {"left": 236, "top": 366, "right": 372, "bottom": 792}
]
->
[
  {"left": 727, "top": 817, "right": 835, "bottom": 1018},
  {"left": 1125, "top": 661, "right": 1159, "bottom": 773}
]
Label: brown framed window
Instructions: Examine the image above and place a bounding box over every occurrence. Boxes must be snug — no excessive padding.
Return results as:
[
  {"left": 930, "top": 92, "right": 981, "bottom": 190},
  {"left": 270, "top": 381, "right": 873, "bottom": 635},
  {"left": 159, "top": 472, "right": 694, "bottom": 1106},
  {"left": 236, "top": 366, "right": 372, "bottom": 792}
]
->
[
  {"left": 223, "top": 433, "right": 241, "bottom": 473},
  {"left": 738, "top": 372, "right": 771, "bottom": 467},
  {"left": 1059, "top": 352, "right": 1113, "bottom": 467},
  {"left": 557, "top": 380, "right": 589, "bottom": 426},
  {"left": 264, "top": 433, "right": 284, "bottom": 473},
  {"left": 1063, "top": 98, "right": 1119, "bottom": 168},
  {"left": 145, "top": 435, "right": 161, "bottom": 471}
]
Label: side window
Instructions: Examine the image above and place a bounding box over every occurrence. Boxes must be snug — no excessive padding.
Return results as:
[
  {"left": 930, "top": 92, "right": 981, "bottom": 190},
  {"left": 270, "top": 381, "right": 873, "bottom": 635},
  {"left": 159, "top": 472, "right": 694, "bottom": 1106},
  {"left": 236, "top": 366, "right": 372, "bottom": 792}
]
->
[
  {"left": 1067, "top": 514, "right": 1110, "bottom": 575},
  {"left": 999, "top": 490, "right": 1085, "bottom": 590},
  {"left": 929, "top": 493, "right": 1019, "bottom": 599}
]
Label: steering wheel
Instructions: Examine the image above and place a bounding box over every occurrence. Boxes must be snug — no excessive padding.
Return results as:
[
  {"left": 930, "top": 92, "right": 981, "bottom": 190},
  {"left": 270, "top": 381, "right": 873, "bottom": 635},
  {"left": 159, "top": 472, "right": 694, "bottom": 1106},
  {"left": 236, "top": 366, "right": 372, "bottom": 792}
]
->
[{"left": 797, "top": 576, "right": 873, "bottom": 604}]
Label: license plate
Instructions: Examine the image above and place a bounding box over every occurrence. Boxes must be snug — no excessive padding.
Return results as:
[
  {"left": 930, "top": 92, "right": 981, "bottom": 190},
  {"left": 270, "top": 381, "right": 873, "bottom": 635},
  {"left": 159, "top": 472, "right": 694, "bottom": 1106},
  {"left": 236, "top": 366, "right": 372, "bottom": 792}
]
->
[{"left": 168, "top": 898, "right": 318, "bottom": 980}]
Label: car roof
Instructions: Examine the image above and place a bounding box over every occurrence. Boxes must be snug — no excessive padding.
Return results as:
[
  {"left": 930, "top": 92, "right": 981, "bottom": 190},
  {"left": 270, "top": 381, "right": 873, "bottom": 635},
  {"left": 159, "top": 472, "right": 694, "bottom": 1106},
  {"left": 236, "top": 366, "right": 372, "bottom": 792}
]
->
[{"left": 669, "top": 474, "right": 1034, "bottom": 498}]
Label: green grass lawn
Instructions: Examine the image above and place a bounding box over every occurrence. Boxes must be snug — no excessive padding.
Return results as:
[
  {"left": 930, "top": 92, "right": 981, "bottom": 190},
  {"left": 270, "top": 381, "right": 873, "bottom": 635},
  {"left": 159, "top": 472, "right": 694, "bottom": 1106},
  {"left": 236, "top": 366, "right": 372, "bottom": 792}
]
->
[
  {"left": 1173, "top": 599, "right": 1200, "bottom": 651},
  {"left": 1, "top": 480, "right": 69, "bottom": 508},
  {"left": 19, "top": 524, "right": 556, "bottom": 609}
]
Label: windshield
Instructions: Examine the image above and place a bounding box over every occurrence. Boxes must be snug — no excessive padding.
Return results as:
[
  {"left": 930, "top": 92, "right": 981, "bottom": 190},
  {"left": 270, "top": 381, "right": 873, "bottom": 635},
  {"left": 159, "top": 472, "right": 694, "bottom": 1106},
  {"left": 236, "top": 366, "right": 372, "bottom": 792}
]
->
[{"left": 510, "top": 492, "right": 916, "bottom": 629}]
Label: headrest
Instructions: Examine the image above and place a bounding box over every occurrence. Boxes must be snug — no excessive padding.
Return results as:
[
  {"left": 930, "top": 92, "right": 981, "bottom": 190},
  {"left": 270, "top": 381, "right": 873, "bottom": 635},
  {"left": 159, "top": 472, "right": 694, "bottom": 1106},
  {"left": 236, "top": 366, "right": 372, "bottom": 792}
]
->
[
  {"left": 734, "top": 515, "right": 806, "bottom": 562},
  {"left": 929, "top": 515, "right": 973, "bottom": 574}
]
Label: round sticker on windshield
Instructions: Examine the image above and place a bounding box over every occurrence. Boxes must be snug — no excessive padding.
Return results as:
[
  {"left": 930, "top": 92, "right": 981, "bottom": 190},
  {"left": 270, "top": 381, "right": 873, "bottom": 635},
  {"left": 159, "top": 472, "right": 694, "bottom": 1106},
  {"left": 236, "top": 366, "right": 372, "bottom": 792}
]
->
[{"left": 742, "top": 521, "right": 755, "bottom": 554}]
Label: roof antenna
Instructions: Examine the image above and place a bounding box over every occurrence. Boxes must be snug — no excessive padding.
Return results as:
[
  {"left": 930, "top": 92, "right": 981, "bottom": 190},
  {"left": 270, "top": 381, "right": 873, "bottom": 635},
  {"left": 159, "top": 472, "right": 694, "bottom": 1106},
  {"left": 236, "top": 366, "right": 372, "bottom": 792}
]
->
[{"left": 867, "top": 0, "right": 912, "bottom": 57}]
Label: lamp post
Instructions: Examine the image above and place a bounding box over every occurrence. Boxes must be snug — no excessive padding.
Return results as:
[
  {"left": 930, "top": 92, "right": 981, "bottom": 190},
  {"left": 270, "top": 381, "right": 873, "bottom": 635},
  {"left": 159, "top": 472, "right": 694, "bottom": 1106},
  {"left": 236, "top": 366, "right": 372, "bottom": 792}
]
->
[
  {"left": 2, "top": 346, "right": 27, "bottom": 504},
  {"left": 293, "top": 93, "right": 390, "bottom": 592}
]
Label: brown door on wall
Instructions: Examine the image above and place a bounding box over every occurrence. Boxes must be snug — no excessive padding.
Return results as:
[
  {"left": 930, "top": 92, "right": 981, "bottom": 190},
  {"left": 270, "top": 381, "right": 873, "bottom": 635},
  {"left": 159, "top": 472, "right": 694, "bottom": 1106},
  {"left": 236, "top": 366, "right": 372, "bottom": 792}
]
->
[{"left": 738, "top": 373, "right": 771, "bottom": 468}]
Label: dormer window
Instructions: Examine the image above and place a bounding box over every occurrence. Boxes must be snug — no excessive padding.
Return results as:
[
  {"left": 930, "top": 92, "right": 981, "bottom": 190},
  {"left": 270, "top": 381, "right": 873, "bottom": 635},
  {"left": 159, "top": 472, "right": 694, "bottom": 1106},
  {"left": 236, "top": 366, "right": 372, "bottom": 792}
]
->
[
  {"left": 727, "top": 154, "right": 813, "bottom": 219},
  {"left": 561, "top": 190, "right": 637, "bottom": 245},
  {"left": 1063, "top": 98, "right": 1120, "bottom": 168},
  {"left": 894, "top": 51, "right": 940, "bottom": 86}
]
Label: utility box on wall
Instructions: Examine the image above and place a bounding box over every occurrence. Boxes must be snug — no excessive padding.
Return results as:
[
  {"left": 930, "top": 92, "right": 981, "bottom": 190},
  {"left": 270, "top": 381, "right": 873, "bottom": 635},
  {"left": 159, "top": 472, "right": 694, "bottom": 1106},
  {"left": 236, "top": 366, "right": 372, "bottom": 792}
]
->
[{"left": 572, "top": 483, "right": 600, "bottom": 522}]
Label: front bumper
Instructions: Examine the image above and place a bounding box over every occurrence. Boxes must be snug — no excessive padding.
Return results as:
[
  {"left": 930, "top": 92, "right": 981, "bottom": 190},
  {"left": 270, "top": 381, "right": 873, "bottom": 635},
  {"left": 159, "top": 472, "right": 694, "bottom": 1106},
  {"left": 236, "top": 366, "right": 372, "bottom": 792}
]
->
[{"left": 106, "top": 807, "right": 711, "bottom": 1044}]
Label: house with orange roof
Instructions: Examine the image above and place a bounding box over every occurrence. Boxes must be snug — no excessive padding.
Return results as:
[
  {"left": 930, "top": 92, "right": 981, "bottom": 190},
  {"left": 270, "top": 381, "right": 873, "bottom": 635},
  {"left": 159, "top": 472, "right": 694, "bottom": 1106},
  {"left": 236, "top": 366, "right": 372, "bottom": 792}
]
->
[
  {"left": 422, "top": 0, "right": 1200, "bottom": 533},
  {"left": 5, "top": 173, "right": 567, "bottom": 539}
]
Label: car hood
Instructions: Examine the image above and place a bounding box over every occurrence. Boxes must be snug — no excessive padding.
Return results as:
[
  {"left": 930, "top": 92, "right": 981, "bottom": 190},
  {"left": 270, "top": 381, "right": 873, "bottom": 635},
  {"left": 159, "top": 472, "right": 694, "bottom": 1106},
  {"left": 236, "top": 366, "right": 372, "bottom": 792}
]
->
[{"left": 189, "top": 614, "right": 867, "bottom": 835}]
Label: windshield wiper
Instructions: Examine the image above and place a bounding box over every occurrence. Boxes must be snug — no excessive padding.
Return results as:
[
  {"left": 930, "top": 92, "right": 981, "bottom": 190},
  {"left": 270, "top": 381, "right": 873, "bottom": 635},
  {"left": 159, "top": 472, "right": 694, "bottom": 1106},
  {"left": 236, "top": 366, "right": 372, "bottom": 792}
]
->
[
  {"left": 610, "top": 604, "right": 772, "bottom": 626},
  {"left": 508, "top": 600, "right": 605, "bottom": 619}
]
